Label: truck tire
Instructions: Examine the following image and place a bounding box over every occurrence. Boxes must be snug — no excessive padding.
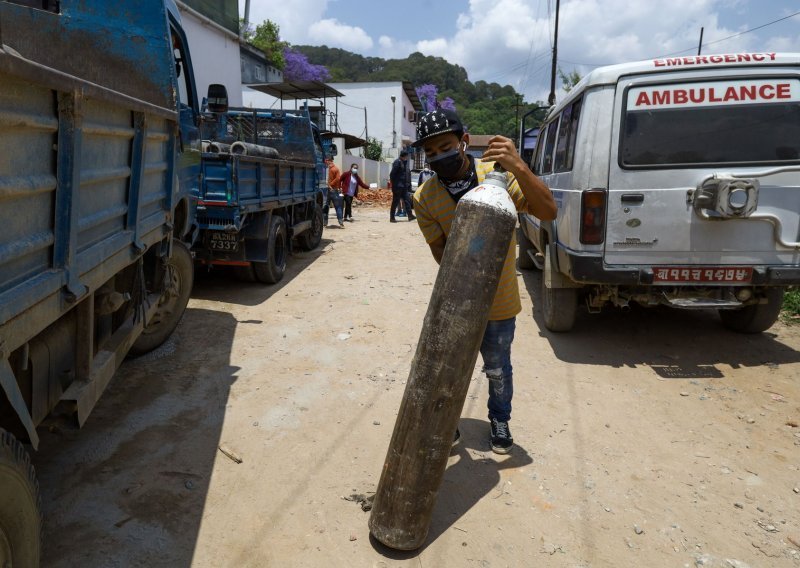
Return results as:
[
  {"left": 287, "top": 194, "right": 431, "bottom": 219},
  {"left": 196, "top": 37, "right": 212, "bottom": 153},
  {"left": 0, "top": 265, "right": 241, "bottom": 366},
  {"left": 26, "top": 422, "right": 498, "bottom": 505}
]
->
[
  {"left": 253, "top": 215, "right": 287, "bottom": 284},
  {"left": 129, "top": 240, "right": 194, "bottom": 356},
  {"left": 518, "top": 226, "right": 536, "bottom": 270},
  {"left": 0, "top": 429, "right": 41, "bottom": 568},
  {"left": 297, "top": 204, "right": 324, "bottom": 251},
  {"left": 719, "top": 287, "right": 785, "bottom": 334},
  {"left": 541, "top": 249, "right": 578, "bottom": 332}
]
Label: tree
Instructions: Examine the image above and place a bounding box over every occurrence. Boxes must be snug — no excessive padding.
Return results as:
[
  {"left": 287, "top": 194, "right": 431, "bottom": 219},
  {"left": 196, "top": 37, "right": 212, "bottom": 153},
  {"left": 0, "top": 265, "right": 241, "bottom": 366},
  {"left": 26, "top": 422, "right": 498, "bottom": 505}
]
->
[
  {"left": 364, "top": 137, "right": 383, "bottom": 161},
  {"left": 415, "top": 84, "right": 457, "bottom": 112},
  {"left": 284, "top": 48, "right": 330, "bottom": 82},
  {"left": 558, "top": 67, "right": 582, "bottom": 93},
  {"left": 245, "top": 20, "right": 288, "bottom": 70}
]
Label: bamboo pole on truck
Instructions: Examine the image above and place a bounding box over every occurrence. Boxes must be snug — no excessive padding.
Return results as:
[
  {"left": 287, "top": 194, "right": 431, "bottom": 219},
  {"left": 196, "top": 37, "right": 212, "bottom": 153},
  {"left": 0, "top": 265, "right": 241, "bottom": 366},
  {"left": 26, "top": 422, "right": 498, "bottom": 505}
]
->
[{"left": 368, "top": 171, "right": 517, "bottom": 550}]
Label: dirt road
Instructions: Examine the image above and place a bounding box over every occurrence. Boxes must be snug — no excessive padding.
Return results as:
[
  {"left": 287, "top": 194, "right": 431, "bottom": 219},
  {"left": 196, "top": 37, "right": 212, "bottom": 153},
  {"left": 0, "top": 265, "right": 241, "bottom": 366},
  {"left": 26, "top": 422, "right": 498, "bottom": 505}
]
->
[{"left": 37, "top": 207, "right": 800, "bottom": 567}]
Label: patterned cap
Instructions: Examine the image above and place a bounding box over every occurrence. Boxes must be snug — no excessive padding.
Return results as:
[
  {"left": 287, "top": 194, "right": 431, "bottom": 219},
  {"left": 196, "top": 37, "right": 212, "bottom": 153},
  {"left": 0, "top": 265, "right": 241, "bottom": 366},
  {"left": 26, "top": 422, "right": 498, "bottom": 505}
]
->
[{"left": 412, "top": 109, "right": 464, "bottom": 147}]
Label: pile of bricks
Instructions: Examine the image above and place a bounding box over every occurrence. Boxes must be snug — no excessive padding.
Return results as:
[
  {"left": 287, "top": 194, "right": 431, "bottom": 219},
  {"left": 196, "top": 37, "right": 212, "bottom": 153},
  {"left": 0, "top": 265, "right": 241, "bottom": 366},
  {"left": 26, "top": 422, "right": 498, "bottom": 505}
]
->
[{"left": 355, "top": 188, "right": 393, "bottom": 208}]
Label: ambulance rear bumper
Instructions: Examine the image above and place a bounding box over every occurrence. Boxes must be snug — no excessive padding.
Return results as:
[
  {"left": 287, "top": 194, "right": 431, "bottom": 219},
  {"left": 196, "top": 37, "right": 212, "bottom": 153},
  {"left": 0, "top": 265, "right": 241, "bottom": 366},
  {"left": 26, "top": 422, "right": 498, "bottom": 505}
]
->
[{"left": 556, "top": 248, "right": 800, "bottom": 287}]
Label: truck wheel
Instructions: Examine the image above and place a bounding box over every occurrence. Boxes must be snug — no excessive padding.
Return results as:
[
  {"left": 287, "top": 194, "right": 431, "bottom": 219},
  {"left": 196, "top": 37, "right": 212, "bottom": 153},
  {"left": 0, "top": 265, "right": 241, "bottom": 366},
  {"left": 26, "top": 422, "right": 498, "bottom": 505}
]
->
[
  {"left": 0, "top": 429, "right": 41, "bottom": 568},
  {"left": 719, "top": 287, "right": 785, "bottom": 333},
  {"left": 130, "top": 240, "right": 194, "bottom": 356},
  {"left": 518, "top": 227, "right": 536, "bottom": 270},
  {"left": 253, "top": 216, "right": 287, "bottom": 284},
  {"left": 297, "top": 204, "right": 324, "bottom": 251},
  {"left": 541, "top": 249, "right": 578, "bottom": 332}
]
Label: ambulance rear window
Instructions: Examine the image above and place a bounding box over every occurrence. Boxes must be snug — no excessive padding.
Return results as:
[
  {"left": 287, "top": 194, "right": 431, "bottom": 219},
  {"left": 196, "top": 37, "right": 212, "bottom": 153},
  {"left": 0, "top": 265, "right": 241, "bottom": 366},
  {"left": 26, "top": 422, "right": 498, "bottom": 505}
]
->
[{"left": 620, "top": 78, "right": 800, "bottom": 167}]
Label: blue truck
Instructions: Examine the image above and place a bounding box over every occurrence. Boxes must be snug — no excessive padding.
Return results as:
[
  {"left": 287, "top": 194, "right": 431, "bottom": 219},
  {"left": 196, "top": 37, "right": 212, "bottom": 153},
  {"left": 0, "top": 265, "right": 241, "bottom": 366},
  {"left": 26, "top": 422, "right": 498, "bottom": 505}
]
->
[
  {"left": 0, "top": 1, "right": 219, "bottom": 562},
  {"left": 194, "top": 107, "right": 331, "bottom": 283}
]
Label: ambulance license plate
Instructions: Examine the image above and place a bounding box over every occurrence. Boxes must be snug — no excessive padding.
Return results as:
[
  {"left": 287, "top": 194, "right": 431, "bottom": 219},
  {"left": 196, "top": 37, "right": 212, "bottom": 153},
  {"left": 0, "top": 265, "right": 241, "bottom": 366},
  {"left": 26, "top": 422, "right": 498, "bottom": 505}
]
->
[{"left": 652, "top": 266, "right": 753, "bottom": 283}]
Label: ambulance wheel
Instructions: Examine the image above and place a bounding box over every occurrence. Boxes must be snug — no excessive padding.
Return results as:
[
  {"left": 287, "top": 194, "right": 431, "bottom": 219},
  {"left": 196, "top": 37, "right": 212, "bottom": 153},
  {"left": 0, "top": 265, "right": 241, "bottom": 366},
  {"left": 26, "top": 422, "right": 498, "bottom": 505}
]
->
[
  {"left": 253, "top": 216, "right": 287, "bottom": 284},
  {"left": 130, "top": 240, "right": 193, "bottom": 356},
  {"left": 541, "top": 249, "right": 577, "bottom": 332},
  {"left": 719, "top": 287, "right": 784, "bottom": 334},
  {"left": 0, "top": 429, "right": 41, "bottom": 568},
  {"left": 517, "top": 227, "right": 537, "bottom": 270},
  {"left": 297, "top": 204, "right": 324, "bottom": 251}
]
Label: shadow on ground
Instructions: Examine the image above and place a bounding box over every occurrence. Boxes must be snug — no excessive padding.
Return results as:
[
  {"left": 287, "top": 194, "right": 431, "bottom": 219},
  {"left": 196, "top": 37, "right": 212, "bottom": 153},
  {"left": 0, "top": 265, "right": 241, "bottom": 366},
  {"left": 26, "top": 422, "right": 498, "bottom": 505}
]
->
[
  {"left": 520, "top": 269, "right": 800, "bottom": 378},
  {"left": 191, "top": 237, "right": 334, "bottom": 306},
  {"left": 37, "top": 307, "right": 238, "bottom": 567}
]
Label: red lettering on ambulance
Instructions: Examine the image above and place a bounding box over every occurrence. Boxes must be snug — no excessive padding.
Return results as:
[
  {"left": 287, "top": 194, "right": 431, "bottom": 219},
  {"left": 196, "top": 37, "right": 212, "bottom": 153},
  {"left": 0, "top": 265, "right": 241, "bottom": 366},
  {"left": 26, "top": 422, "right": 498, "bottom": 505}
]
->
[
  {"left": 723, "top": 87, "right": 739, "bottom": 102},
  {"left": 777, "top": 83, "right": 791, "bottom": 99},
  {"left": 740, "top": 85, "right": 757, "bottom": 100},
  {"left": 758, "top": 84, "right": 775, "bottom": 99},
  {"left": 710, "top": 55, "right": 723, "bottom": 63},
  {"left": 709, "top": 88, "right": 722, "bottom": 103},
  {"left": 674, "top": 89, "right": 688, "bottom": 104},
  {"left": 689, "top": 89, "right": 704, "bottom": 103},
  {"left": 653, "top": 91, "right": 670, "bottom": 105},
  {"left": 635, "top": 91, "right": 651, "bottom": 106}
]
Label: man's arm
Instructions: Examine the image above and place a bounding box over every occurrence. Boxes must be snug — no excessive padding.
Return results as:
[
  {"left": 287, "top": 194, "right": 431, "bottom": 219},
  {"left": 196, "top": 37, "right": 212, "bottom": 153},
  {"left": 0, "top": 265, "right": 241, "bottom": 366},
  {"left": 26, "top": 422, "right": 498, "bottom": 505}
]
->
[
  {"left": 481, "top": 136, "right": 557, "bottom": 221},
  {"left": 428, "top": 235, "right": 446, "bottom": 265}
]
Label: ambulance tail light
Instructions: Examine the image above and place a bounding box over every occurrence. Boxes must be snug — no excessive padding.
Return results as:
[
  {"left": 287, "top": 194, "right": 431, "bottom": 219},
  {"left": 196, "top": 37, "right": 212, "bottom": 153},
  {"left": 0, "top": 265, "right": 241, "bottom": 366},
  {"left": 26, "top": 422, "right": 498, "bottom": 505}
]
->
[{"left": 580, "top": 189, "right": 607, "bottom": 245}]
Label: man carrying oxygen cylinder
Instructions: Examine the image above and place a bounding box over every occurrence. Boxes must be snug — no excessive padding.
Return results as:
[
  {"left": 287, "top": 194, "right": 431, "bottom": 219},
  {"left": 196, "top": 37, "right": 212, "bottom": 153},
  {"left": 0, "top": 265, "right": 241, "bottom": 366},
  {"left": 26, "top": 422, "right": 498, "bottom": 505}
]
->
[{"left": 411, "top": 109, "right": 557, "bottom": 454}]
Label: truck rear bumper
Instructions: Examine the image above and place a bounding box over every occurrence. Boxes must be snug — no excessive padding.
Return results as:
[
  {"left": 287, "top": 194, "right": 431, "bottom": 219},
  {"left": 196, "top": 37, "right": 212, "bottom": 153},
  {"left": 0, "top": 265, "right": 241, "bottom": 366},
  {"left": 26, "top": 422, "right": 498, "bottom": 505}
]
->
[{"left": 557, "top": 246, "right": 800, "bottom": 286}]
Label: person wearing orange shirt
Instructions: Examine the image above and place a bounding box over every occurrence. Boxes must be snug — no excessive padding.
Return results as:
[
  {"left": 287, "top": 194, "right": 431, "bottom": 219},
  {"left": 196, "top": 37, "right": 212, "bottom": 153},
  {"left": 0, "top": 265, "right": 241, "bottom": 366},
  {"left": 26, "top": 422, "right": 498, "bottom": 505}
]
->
[{"left": 324, "top": 157, "right": 344, "bottom": 227}]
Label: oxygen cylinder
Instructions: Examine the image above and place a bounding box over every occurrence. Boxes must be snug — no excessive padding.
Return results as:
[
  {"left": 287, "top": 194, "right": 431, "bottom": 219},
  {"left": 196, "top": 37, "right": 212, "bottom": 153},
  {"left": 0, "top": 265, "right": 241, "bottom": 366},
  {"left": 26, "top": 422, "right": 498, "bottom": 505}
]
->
[{"left": 369, "top": 166, "right": 517, "bottom": 550}]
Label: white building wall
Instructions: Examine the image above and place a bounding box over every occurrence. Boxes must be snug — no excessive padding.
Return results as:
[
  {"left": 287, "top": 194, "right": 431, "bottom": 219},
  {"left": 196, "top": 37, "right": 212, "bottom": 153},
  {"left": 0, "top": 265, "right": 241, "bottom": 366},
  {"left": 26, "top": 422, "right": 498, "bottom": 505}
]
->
[
  {"left": 179, "top": 8, "right": 243, "bottom": 107},
  {"left": 241, "top": 82, "right": 418, "bottom": 162}
]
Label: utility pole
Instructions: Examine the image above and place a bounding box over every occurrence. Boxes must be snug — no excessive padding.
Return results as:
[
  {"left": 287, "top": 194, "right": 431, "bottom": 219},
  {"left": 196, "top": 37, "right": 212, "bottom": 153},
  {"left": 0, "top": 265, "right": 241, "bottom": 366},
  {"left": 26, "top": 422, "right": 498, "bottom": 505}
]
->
[
  {"left": 242, "top": 0, "right": 251, "bottom": 38},
  {"left": 697, "top": 27, "right": 704, "bottom": 55},
  {"left": 514, "top": 94, "right": 523, "bottom": 143},
  {"left": 548, "top": 0, "right": 560, "bottom": 106},
  {"left": 391, "top": 95, "right": 397, "bottom": 149}
]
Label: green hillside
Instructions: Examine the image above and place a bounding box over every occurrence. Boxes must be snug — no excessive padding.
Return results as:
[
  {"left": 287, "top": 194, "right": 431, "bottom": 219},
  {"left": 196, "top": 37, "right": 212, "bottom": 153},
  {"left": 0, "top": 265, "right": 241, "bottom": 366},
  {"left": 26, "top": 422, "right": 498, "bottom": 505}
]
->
[{"left": 293, "top": 45, "right": 547, "bottom": 139}]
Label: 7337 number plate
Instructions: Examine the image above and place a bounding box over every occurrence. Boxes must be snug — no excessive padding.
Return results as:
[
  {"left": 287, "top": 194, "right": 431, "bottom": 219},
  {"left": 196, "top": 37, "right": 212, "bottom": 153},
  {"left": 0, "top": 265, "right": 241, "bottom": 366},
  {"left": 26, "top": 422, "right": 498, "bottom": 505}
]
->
[{"left": 208, "top": 231, "right": 239, "bottom": 252}]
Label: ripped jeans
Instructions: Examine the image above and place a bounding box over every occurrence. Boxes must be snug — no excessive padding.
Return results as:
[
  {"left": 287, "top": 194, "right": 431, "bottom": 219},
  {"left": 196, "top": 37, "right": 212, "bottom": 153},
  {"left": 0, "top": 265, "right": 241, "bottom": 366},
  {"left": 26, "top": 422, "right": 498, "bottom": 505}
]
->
[{"left": 480, "top": 317, "right": 516, "bottom": 423}]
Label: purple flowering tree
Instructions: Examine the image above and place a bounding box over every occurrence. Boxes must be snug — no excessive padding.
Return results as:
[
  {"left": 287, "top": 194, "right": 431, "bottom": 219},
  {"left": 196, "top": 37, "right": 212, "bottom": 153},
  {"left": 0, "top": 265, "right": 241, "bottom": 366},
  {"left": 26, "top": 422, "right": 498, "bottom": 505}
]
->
[
  {"left": 415, "top": 84, "right": 456, "bottom": 112},
  {"left": 415, "top": 84, "right": 438, "bottom": 112},
  {"left": 283, "top": 48, "right": 330, "bottom": 82},
  {"left": 439, "top": 97, "right": 456, "bottom": 111}
]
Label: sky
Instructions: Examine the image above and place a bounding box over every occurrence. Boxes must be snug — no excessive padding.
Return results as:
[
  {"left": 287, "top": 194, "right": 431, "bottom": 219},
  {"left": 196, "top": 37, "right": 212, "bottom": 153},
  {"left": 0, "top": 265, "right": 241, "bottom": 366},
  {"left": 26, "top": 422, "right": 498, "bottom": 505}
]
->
[{"left": 240, "top": 0, "right": 800, "bottom": 103}]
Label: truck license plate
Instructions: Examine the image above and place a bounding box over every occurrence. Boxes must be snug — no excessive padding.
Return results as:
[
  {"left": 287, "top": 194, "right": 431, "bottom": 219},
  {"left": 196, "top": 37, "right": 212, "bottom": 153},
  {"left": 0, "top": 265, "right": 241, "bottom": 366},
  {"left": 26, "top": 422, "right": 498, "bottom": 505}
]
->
[
  {"left": 653, "top": 266, "right": 753, "bottom": 283},
  {"left": 208, "top": 231, "right": 239, "bottom": 252}
]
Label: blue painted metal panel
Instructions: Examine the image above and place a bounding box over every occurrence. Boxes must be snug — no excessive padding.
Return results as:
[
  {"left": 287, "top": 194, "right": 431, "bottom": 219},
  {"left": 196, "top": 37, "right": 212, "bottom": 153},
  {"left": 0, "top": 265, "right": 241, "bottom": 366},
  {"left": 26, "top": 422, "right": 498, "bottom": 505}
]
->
[{"left": 0, "top": 0, "right": 177, "bottom": 110}]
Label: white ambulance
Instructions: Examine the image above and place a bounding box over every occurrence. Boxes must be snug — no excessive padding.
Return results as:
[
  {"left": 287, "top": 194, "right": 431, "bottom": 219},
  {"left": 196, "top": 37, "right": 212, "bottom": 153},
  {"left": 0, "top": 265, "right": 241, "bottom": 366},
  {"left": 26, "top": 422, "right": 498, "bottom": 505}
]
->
[{"left": 519, "top": 53, "right": 800, "bottom": 332}]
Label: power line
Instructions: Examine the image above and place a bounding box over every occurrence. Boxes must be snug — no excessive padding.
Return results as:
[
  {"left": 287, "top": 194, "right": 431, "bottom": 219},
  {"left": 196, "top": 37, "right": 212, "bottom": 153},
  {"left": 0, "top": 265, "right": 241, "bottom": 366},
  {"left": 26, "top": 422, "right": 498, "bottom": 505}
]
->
[{"left": 655, "top": 9, "right": 800, "bottom": 58}]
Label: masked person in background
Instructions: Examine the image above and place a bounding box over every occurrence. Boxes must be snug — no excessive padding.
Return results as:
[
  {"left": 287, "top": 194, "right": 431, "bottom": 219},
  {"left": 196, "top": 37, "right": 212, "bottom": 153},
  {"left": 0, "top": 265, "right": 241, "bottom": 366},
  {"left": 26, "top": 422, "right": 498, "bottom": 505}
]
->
[
  {"left": 389, "top": 149, "right": 415, "bottom": 223},
  {"left": 412, "top": 109, "right": 557, "bottom": 454},
  {"left": 338, "top": 163, "right": 369, "bottom": 222}
]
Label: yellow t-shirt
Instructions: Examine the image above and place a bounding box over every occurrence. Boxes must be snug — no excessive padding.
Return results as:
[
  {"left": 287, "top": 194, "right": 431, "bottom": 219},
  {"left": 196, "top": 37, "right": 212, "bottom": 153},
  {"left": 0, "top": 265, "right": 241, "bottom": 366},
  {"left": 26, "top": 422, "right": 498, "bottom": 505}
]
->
[{"left": 413, "top": 159, "right": 532, "bottom": 321}]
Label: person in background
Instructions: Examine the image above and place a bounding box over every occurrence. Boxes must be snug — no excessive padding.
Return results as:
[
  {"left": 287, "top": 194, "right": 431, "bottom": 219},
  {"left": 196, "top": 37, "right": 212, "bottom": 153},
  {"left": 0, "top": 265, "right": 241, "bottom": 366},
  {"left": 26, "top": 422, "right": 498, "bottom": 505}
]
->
[
  {"left": 324, "top": 157, "right": 344, "bottom": 227},
  {"left": 418, "top": 162, "right": 434, "bottom": 187},
  {"left": 412, "top": 109, "right": 556, "bottom": 454},
  {"left": 338, "top": 163, "right": 369, "bottom": 222},
  {"left": 389, "top": 149, "right": 415, "bottom": 223}
]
